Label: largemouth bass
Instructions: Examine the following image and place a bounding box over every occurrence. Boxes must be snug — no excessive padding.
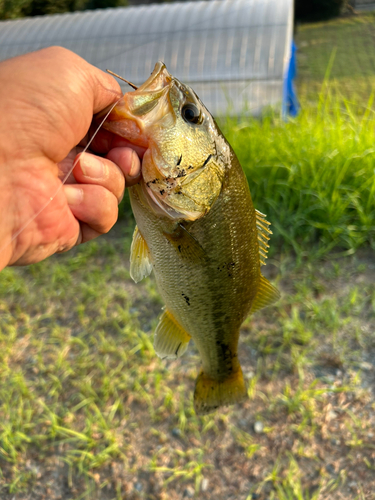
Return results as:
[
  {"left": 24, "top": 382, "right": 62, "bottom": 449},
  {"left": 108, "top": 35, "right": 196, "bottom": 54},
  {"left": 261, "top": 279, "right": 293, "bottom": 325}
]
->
[{"left": 102, "top": 62, "right": 279, "bottom": 415}]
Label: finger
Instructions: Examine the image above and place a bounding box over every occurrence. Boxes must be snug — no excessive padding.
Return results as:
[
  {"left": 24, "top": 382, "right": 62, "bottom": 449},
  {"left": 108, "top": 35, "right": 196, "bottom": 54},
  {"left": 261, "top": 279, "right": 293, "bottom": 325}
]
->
[
  {"left": 72, "top": 152, "right": 126, "bottom": 202},
  {"left": 106, "top": 148, "right": 141, "bottom": 187},
  {"left": 79, "top": 223, "right": 104, "bottom": 245},
  {"left": 88, "top": 125, "right": 147, "bottom": 158},
  {"left": 57, "top": 223, "right": 101, "bottom": 248},
  {"left": 64, "top": 184, "right": 118, "bottom": 235},
  {"left": 88, "top": 70, "right": 123, "bottom": 115}
]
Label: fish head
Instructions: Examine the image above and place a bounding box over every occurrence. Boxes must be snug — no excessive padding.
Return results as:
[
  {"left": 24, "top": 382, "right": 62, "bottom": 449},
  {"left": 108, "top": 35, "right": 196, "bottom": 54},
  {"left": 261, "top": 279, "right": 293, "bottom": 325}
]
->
[{"left": 103, "top": 62, "right": 230, "bottom": 221}]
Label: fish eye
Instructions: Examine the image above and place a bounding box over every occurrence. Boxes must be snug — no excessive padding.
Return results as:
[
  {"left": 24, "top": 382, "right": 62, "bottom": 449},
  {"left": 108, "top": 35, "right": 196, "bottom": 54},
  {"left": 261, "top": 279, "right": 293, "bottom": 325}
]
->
[{"left": 181, "top": 103, "right": 201, "bottom": 124}]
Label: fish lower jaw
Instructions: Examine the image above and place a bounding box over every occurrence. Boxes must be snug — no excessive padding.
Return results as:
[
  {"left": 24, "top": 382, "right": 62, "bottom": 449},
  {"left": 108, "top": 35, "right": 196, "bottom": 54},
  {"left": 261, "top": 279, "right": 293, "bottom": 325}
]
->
[
  {"left": 142, "top": 182, "right": 204, "bottom": 221},
  {"left": 142, "top": 182, "right": 185, "bottom": 220}
]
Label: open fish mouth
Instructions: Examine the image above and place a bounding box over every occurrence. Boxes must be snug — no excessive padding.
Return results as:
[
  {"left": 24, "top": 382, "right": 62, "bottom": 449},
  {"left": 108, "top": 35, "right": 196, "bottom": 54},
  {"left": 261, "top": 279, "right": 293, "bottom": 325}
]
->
[
  {"left": 136, "top": 61, "right": 172, "bottom": 93},
  {"left": 101, "top": 61, "right": 174, "bottom": 144}
]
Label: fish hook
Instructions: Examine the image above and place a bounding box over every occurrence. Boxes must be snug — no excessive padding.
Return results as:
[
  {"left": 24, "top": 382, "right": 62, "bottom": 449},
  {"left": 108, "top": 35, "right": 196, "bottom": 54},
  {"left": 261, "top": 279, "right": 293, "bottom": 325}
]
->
[{"left": 106, "top": 69, "right": 138, "bottom": 90}]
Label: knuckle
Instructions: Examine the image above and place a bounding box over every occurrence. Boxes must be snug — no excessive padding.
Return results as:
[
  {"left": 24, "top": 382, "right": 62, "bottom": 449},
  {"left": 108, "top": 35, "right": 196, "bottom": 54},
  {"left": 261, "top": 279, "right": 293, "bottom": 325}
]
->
[{"left": 45, "top": 46, "right": 73, "bottom": 59}]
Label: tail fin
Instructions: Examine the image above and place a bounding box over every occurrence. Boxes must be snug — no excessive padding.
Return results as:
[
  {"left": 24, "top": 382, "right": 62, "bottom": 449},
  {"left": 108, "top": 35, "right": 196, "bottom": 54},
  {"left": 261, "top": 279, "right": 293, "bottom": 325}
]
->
[{"left": 193, "top": 367, "right": 248, "bottom": 415}]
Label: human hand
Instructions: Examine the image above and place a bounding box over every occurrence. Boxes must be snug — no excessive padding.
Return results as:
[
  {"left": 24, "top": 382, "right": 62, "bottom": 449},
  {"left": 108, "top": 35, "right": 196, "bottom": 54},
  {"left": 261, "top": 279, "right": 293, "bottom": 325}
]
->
[{"left": 0, "top": 47, "right": 143, "bottom": 271}]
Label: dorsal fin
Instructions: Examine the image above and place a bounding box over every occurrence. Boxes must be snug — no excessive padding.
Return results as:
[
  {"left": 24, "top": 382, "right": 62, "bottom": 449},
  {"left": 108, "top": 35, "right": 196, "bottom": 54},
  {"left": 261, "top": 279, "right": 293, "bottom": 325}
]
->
[{"left": 256, "top": 209, "right": 272, "bottom": 266}]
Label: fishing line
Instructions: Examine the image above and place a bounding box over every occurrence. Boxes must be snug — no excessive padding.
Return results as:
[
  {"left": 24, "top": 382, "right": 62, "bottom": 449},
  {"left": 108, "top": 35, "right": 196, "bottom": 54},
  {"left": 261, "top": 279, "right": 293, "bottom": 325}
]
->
[{"left": 0, "top": 97, "right": 122, "bottom": 257}]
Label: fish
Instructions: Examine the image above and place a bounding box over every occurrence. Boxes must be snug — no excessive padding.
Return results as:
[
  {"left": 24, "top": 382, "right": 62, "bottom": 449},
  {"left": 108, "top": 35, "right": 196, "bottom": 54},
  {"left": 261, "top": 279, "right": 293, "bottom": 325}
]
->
[{"left": 101, "top": 61, "right": 280, "bottom": 415}]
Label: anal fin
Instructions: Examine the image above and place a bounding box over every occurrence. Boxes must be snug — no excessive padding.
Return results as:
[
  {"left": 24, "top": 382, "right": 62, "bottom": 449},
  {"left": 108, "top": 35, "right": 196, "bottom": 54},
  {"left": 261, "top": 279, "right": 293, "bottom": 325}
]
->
[
  {"left": 250, "top": 274, "right": 280, "bottom": 314},
  {"left": 194, "top": 367, "right": 247, "bottom": 415},
  {"left": 130, "top": 226, "right": 153, "bottom": 283},
  {"left": 154, "top": 309, "right": 191, "bottom": 359}
]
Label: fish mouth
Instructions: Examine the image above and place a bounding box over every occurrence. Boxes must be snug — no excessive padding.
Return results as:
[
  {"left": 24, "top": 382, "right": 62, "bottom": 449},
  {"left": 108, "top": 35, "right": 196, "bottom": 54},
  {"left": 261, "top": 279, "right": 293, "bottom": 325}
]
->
[
  {"left": 137, "top": 61, "right": 172, "bottom": 93},
  {"left": 101, "top": 61, "right": 174, "bottom": 147}
]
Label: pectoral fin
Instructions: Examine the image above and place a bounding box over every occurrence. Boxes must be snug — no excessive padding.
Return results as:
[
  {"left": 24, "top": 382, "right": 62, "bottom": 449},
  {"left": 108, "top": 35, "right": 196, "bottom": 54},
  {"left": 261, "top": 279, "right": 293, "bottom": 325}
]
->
[
  {"left": 154, "top": 309, "right": 191, "bottom": 359},
  {"left": 130, "top": 226, "right": 153, "bottom": 283},
  {"left": 250, "top": 274, "right": 280, "bottom": 314},
  {"left": 163, "top": 223, "right": 206, "bottom": 262}
]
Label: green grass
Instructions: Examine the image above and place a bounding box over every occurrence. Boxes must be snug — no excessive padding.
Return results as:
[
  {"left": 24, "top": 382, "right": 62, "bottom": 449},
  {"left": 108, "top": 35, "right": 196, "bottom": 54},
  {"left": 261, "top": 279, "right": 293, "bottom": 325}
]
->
[
  {"left": 221, "top": 91, "right": 375, "bottom": 259},
  {"left": 295, "top": 12, "right": 375, "bottom": 102},
  {"left": 0, "top": 237, "right": 374, "bottom": 499},
  {"left": 221, "top": 13, "right": 375, "bottom": 258}
]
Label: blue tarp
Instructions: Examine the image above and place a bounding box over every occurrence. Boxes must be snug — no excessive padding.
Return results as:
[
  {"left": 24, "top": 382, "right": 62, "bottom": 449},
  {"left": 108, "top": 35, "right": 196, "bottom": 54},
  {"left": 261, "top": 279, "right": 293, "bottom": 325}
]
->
[{"left": 283, "top": 41, "right": 300, "bottom": 117}]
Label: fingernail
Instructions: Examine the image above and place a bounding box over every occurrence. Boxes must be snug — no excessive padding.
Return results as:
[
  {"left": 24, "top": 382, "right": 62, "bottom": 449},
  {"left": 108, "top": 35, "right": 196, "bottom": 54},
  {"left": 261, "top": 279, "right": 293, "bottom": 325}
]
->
[
  {"left": 65, "top": 186, "right": 83, "bottom": 205},
  {"left": 129, "top": 150, "right": 140, "bottom": 177},
  {"left": 80, "top": 154, "right": 104, "bottom": 179}
]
